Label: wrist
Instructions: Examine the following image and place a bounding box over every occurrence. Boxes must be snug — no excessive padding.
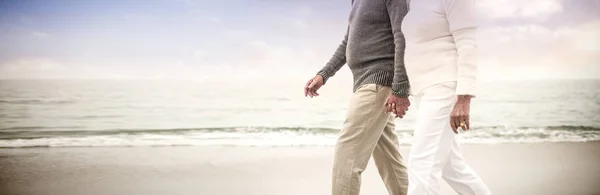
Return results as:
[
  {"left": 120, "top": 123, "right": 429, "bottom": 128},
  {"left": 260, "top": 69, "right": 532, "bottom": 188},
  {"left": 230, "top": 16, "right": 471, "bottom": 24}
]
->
[
  {"left": 392, "top": 81, "right": 410, "bottom": 98},
  {"left": 315, "top": 74, "right": 324, "bottom": 80},
  {"left": 457, "top": 95, "right": 473, "bottom": 102},
  {"left": 392, "top": 90, "right": 409, "bottom": 98},
  {"left": 316, "top": 71, "right": 330, "bottom": 84}
]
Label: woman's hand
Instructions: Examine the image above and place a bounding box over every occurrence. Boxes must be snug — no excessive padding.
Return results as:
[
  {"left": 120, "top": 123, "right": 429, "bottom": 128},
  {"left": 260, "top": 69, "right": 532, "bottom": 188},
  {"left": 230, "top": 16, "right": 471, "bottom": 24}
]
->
[
  {"left": 385, "top": 95, "right": 411, "bottom": 118},
  {"left": 450, "top": 95, "right": 473, "bottom": 134}
]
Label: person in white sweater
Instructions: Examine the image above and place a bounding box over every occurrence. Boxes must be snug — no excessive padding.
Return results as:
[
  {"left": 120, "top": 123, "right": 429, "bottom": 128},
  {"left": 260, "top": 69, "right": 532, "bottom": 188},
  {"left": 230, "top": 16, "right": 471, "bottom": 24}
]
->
[{"left": 388, "top": 0, "right": 492, "bottom": 194}]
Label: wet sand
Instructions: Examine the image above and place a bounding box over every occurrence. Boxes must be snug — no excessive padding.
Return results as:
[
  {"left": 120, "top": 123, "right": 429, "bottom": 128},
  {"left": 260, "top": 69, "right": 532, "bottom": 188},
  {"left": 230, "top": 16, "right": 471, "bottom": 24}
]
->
[{"left": 1, "top": 142, "right": 599, "bottom": 195}]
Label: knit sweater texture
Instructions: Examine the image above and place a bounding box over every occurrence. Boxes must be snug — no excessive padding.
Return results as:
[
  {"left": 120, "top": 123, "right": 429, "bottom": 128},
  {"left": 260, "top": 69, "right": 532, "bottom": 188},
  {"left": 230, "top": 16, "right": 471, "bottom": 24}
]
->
[{"left": 317, "top": 0, "right": 410, "bottom": 97}]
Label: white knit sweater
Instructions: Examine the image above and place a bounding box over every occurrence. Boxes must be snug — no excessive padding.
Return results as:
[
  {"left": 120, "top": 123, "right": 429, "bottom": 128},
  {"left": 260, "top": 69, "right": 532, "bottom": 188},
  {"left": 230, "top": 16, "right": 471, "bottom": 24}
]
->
[{"left": 402, "top": 0, "right": 478, "bottom": 96}]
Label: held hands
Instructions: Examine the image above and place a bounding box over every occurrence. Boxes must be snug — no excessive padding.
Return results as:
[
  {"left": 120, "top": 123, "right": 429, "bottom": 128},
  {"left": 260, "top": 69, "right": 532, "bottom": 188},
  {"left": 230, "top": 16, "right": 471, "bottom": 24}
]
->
[
  {"left": 450, "top": 95, "right": 473, "bottom": 134},
  {"left": 304, "top": 75, "right": 324, "bottom": 98},
  {"left": 385, "top": 95, "right": 410, "bottom": 118}
]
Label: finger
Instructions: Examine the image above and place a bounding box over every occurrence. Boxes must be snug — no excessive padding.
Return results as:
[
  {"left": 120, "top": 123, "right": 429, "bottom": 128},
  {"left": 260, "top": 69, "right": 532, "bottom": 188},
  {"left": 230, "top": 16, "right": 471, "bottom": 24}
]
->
[
  {"left": 396, "top": 113, "right": 405, "bottom": 119},
  {"left": 460, "top": 115, "right": 467, "bottom": 131},
  {"left": 456, "top": 118, "right": 462, "bottom": 133},
  {"left": 462, "top": 115, "right": 469, "bottom": 131},
  {"left": 309, "top": 90, "right": 317, "bottom": 98},
  {"left": 457, "top": 115, "right": 464, "bottom": 131},
  {"left": 394, "top": 106, "right": 405, "bottom": 118},
  {"left": 396, "top": 106, "right": 406, "bottom": 116},
  {"left": 395, "top": 111, "right": 403, "bottom": 118},
  {"left": 304, "top": 86, "right": 308, "bottom": 97},
  {"left": 450, "top": 117, "right": 458, "bottom": 134},
  {"left": 455, "top": 119, "right": 461, "bottom": 133},
  {"left": 386, "top": 103, "right": 391, "bottom": 113},
  {"left": 304, "top": 80, "right": 312, "bottom": 97},
  {"left": 465, "top": 115, "right": 470, "bottom": 130},
  {"left": 308, "top": 80, "right": 317, "bottom": 89}
]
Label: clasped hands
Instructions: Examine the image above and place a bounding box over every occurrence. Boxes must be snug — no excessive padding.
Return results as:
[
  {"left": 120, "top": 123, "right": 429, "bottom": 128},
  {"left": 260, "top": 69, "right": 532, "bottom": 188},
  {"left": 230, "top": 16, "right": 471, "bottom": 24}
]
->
[{"left": 385, "top": 95, "right": 410, "bottom": 118}]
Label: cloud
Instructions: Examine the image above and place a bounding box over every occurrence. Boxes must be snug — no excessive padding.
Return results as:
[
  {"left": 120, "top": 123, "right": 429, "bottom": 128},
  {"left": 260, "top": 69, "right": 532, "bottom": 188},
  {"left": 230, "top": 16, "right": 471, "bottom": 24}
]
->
[
  {"left": 1, "top": 0, "right": 596, "bottom": 81},
  {"left": 173, "top": 0, "right": 197, "bottom": 6},
  {"left": 123, "top": 13, "right": 153, "bottom": 22},
  {"left": 479, "top": 20, "right": 600, "bottom": 55},
  {"left": 243, "top": 40, "right": 294, "bottom": 63},
  {"left": 560, "top": 21, "right": 600, "bottom": 52},
  {"left": 188, "top": 9, "right": 223, "bottom": 24},
  {"left": 479, "top": 0, "right": 563, "bottom": 21},
  {"left": 520, "top": 0, "right": 563, "bottom": 19},
  {"left": 0, "top": 58, "right": 65, "bottom": 79},
  {"left": 289, "top": 18, "right": 309, "bottom": 30},
  {"left": 478, "top": 19, "right": 600, "bottom": 79},
  {"left": 205, "top": 16, "right": 222, "bottom": 24},
  {"left": 192, "top": 50, "right": 204, "bottom": 59},
  {"left": 31, "top": 31, "right": 49, "bottom": 38}
]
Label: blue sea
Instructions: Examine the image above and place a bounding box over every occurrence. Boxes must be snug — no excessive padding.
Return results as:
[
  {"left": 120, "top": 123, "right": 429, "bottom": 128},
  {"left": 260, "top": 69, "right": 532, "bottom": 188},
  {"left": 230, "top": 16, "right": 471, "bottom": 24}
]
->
[{"left": 0, "top": 79, "right": 598, "bottom": 147}]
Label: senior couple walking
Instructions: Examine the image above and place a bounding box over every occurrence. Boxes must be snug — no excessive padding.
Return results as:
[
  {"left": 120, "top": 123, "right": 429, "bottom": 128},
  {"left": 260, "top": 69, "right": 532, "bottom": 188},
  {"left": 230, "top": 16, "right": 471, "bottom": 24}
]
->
[{"left": 303, "top": 0, "right": 491, "bottom": 194}]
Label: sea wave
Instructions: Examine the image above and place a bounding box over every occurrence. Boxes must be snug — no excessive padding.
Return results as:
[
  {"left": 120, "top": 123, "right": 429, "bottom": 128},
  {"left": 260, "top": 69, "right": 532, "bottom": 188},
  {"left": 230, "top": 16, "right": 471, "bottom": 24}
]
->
[
  {"left": 0, "top": 126, "right": 598, "bottom": 148},
  {"left": 0, "top": 99, "right": 76, "bottom": 105}
]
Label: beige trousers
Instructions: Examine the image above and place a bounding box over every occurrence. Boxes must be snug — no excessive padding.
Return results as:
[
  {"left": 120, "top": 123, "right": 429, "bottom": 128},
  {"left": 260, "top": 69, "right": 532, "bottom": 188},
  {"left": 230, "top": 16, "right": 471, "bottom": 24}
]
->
[{"left": 332, "top": 84, "right": 408, "bottom": 195}]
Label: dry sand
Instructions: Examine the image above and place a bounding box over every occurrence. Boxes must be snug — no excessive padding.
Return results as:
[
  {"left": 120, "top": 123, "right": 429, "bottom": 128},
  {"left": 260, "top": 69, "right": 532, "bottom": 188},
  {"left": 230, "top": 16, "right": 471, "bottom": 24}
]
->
[{"left": 1, "top": 142, "right": 599, "bottom": 195}]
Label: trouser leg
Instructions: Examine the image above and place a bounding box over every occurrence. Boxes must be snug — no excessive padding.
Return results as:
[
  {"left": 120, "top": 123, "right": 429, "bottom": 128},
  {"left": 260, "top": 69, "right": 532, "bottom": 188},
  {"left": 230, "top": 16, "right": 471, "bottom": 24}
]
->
[
  {"left": 407, "top": 82, "right": 491, "bottom": 195},
  {"left": 373, "top": 115, "right": 409, "bottom": 195},
  {"left": 407, "top": 83, "right": 459, "bottom": 195},
  {"left": 442, "top": 139, "right": 491, "bottom": 195},
  {"left": 332, "top": 84, "right": 394, "bottom": 195}
]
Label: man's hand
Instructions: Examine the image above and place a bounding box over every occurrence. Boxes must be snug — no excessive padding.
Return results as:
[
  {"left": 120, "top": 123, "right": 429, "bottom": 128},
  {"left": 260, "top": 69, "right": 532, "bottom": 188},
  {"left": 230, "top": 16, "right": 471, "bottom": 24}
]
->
[
  {"left": 385, "top": 95, "right": 410, "bottom": 118},
  {"left": 304, "top": 75, "right": 324, "bottom": 98},
  {"left": 450, "top": 95, "right": 473, "bottom": 134}
]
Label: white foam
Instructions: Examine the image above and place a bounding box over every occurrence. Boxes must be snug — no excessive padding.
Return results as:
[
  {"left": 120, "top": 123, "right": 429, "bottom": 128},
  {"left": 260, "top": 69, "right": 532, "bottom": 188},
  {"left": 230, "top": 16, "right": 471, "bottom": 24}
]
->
[{"left": 0, "top": 128, "right": 599, "bottom": 148}]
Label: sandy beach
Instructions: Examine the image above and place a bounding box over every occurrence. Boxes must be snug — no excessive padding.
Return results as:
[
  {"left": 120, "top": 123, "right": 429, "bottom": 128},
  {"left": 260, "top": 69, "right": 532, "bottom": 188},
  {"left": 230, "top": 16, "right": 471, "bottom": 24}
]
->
[{"left": 1, "top": 142, "right": 599, "bottom": 195}]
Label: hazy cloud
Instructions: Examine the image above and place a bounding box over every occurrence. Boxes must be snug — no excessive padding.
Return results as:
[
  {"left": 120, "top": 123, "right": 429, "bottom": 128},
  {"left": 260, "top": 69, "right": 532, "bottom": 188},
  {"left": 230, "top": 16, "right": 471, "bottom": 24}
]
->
[
  {"left": 0, "top": 0, "right": 598, "bottom": 80},
  {"left": 479, "top": 0, "right": 563, "bottom": 21},
  {"left": 31, "top": 31, "right": 49, "bottom": 38},
  {"left": 0, "top": 58, "right": 65, "bottom": 79}
]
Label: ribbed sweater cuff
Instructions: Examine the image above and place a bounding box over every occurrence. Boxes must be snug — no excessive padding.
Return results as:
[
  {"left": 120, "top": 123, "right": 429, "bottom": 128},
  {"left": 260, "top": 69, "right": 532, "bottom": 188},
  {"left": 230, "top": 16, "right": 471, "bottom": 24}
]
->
[
  {"left": 317, "top": 70, "right": 332, "bottom": 85},
  {"left": 392, "top": 81, "right": 410, "bottom": 97}
]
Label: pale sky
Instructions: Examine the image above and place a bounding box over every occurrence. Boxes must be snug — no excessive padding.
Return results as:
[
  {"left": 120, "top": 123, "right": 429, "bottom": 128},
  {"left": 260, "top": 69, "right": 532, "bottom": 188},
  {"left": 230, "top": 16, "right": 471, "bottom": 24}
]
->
[{"left": 0, "top": 0, "right": 598, "bottom": 81}]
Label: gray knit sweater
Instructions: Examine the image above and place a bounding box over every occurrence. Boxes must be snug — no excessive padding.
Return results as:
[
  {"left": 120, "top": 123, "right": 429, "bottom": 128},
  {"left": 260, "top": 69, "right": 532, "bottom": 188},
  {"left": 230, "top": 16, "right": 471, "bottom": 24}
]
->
[{"left": 317, "top": 0, "right": 410, "bottom": 97}]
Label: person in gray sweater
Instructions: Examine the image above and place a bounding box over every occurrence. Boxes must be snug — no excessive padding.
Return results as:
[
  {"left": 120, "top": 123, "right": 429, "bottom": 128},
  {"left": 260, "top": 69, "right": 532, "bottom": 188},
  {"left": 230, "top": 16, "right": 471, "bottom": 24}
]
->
[{"left": 303, "top": 0, "right": 411, "bottom": 194}]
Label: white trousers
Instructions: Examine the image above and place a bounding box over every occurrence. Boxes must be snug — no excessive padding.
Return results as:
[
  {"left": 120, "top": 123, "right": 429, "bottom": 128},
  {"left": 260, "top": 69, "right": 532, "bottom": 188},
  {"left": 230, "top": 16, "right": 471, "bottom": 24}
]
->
[{"left": 407, "top": 82, "right": 491, "bottom": 195}]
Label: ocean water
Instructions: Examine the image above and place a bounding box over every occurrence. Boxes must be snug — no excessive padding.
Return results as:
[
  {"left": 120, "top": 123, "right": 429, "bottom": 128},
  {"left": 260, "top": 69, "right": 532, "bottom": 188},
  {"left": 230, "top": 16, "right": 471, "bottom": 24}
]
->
[{"left": 0, "top": 79, "right": 599, "bottom": 148}]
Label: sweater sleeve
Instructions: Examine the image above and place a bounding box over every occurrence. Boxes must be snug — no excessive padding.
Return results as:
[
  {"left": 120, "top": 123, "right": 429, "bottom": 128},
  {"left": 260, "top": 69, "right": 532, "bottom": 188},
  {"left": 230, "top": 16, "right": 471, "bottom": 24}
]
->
[
  {"left": 444, "top": 0, "right": 478, "bottom": 96},
  {"left": 386, "top": 0, "right": 411, "bottom": 97},
  {"left": 317, "top": 27, "right": 348, "bottom": 85}
]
